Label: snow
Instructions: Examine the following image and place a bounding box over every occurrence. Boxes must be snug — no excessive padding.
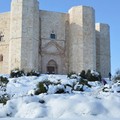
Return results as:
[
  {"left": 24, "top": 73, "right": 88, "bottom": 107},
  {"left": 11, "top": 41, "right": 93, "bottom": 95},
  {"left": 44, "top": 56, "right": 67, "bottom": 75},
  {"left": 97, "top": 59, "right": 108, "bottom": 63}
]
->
[
  {"left": 0, "top": 74, "right": 120, "bottom": 120},
  {"left": 91, "top": 70, "right": 99, "bottom": 76},
  {"left": 15, "top": 102, "right": 46, "bottom": 118}
]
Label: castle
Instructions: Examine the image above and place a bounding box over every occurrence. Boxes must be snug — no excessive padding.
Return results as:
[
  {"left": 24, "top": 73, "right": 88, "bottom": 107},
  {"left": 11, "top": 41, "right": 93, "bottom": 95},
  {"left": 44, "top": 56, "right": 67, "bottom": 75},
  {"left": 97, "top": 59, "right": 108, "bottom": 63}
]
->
[{"left": 0, "top": 0, "right": 110, "bottom": 77}]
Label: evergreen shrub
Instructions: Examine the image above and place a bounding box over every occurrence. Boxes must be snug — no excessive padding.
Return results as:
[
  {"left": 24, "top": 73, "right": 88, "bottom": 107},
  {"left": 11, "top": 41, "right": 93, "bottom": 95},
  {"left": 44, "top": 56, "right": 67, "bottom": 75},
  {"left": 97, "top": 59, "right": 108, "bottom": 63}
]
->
[
  {"left": 0, "top": 76, "right": 9, "bottom": 87},
  {"left": 10, "top": 68, "right": 25, "bottom": 78},
  {"left": 35, "top": 82, "right": 47, "bottom": 95},
  {"left": 80, "top": 70, "right": 86, "bottom": 79},
  {"left": 67, "top": 72, "right": 76, "bottom": 78},
  {"left": 27, "top": 70, "right": 40, "bottom": 77},
  {"left": 0, "top": 94, "right": 10, "bottom": 105},
  {"left": 55, "top": 85, "right": 66, "bottom": 94},
  {"left": 86, "top": 69, "right": 101, "bottom": 82}
]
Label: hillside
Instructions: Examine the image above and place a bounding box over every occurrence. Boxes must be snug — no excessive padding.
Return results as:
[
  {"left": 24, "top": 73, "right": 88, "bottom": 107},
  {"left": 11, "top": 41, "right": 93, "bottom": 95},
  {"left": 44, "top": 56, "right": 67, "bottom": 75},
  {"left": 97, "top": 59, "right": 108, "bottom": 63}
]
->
[{"left": 0, "top": 73, "right": 120, "bottom": 120}]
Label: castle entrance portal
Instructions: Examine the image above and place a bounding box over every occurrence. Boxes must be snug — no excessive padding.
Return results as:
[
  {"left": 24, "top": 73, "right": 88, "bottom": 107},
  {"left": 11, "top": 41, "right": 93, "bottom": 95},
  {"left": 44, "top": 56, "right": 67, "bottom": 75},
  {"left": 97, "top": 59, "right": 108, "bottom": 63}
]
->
[{"left": 47, "top": 60, "right": 57, "bottom": 74}]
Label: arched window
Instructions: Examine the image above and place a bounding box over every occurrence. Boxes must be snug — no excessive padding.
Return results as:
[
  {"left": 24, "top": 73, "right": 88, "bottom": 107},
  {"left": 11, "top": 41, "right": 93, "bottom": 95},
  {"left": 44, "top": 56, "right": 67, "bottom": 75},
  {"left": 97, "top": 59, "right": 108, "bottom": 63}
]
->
[
  {"left": 47, "top": 60, "right": 57, "bottom": 74},
  {"left": 50, "top": 33, "right": 56, "bottom": 39},
  {"left": 50, "top": 31, "right": 56, "bottom": 39},
  {"left": 0, "top": 54, "right": 3, "bottom": 62},
  {"left": 0, "top": 32, "right": 4, "bottom": 41}
]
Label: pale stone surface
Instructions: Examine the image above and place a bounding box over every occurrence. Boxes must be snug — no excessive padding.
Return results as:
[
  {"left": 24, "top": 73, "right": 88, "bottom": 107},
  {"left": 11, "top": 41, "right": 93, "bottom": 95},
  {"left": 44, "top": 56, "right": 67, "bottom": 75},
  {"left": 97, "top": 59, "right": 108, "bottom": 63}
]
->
[
  {"left": 40, "top": 10, "right": 69, "bottom": 74},
  {"left": 0, "top": 0, "right": 111, "bottom": 77},
  {"left": 96, "top": 23, "right": 111, "bottom": 77},
  {"left": 9, "top": 0, "right": 39, "bottom": 72},
  {"left": 69, "top": 6, "right": 96, "bottom": 72},
  {"left": 0, "top": 13, "right": 10, "bottom": 73},
  {"left": 0, "top": 43, "right": 9, "bottom": 73}
]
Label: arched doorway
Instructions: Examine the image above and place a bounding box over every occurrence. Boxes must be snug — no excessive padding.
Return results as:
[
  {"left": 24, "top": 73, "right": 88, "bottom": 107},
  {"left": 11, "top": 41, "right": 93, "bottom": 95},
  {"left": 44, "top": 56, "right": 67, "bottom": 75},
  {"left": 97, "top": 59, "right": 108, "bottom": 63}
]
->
[{"left": 47, "top": 60, "right": 57, "bottom": 74}]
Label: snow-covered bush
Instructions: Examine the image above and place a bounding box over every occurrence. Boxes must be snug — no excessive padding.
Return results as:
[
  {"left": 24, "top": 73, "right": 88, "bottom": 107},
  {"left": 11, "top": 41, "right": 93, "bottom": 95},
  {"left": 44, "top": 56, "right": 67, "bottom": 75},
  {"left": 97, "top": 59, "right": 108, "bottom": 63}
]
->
[
  {"left": 74, "top": 78, "right": 91, "bottom": 92},
  {"left": 79, "top": 78, "right": 91, "bottom": 88},
  {"left": 67, "top": 72, "right": 77, "bottom": 78},
  {"left": 0, "top": 77, "right": 10, "bottom": 104},
  {"left": 10, "top": 68, "right": 25, "bottom": 78},
  {"left": 0, "top": 77, "right": 9, "bottom": 94},
  {"left": 112, "top": 82, "right": 120, "bottom": 93},
  {"left": 102, "top": 69, "right": 120, "bottom": 93},
  {"left": 68, "top": 70, "right": 101, "bottom": 82},
  {"left": 27, "top": 70, "right": 40, "bottom": 77},
  {"left": 67, "top": 70, "right": 101, "bottom": 92},
  {"left": 102, "top": 81, "right": 120, "bottom": 93},
  {"left": 35, "top": 79, "right": 71, "bottom": 94},
  {"left": 0, "top": 76, "right": 9, "bottom": 87},
  {"left": 80, "top": 70, "right": 86, "bottom": 79},
  {"left": 86, "top": 69, "right": 101, "bottom": 82},
  {"left": 10, "top": 69, "right": 41, "bottom": 78},
  {"left": 55, "top": 85, "right": 66, "bottom": 94},
  {"left": 35, "top": 82, "right": 47, "bottom": 95},
  {"left": 0, "top": 93, "right": 10, "bottom": 105},
  {"left": 102, "top": 85, "right": 112, "bottom": 92},
  {"left": 113, "top": 69, "right": 120, "bottom": 82},
  {"left": 47, "top": 84, "right": 66, "bottom": 94}
]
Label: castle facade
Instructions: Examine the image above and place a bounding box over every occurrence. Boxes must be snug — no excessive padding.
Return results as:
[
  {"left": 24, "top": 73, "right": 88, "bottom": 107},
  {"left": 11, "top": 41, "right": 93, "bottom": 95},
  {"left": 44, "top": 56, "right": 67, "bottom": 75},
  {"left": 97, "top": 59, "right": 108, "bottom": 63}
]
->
[{"left": 0, "top": 0, "right": 111, "bottom": 77}]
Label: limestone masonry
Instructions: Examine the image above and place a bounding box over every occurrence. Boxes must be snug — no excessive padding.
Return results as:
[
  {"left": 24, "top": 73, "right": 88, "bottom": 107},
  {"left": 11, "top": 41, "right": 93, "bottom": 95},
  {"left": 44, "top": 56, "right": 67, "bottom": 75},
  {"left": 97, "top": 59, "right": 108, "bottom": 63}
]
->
[{"left": 0, "top": 0, "right": 111, "bottom": 77}]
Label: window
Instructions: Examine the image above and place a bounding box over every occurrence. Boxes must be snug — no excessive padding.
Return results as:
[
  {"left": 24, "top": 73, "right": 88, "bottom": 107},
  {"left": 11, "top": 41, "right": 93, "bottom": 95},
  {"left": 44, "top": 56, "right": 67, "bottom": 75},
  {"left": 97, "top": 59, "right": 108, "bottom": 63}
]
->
[
  {"left": 50, "top": 33, "right": 56, "bottom": 39},
  {"left": 0, "top": 54, "right": 3, "bottom": 62},
  {"left": 0, "top": 32, "right": 4, "bottom": 41}
]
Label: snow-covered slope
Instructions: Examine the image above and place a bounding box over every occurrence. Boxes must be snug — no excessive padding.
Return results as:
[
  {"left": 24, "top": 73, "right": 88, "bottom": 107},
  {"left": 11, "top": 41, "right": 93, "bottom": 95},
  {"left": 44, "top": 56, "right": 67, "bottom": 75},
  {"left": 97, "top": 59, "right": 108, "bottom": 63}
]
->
[{"left": 0, "top": 74, "right": 120, "bottom": 120}]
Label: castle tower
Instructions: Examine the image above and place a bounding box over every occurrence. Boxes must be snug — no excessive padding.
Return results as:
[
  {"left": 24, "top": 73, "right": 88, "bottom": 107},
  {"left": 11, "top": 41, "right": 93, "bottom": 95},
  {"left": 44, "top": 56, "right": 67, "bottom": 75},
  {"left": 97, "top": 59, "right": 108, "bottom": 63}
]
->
[
  {"left": 96, "top": 23, "right": 111, "bottom": 77},
  {"left": 68, "top": 6, "right": 96, "bottom": 73},
  {"left": 9, "top": 0, "right": 39, "bottom": 72}
]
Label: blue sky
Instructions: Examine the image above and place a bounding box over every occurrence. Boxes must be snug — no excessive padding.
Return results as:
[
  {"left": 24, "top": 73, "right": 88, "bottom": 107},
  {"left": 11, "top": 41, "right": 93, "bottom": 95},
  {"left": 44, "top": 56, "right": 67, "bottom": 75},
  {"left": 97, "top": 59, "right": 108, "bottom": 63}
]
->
[{"left": 0, "top": 0, "right": 119, "bottom": 75}]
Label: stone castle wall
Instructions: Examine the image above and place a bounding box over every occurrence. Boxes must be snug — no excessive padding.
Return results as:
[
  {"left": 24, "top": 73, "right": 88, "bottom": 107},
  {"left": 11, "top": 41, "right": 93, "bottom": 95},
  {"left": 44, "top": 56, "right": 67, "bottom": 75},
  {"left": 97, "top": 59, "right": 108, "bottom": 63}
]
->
[
  {"left": 0, "top": 43, "right": 9, "bottom": 73},
  {"left": 68, "top": 6, "right": 96, "bottom": 73},
  {"left": 0, "top": 13, "right": 10, "bottom": 43},
  {"left": 96, "top": 23, "right": 111, "bottom": 77},
  {"left": 0, "top": 13, "right": 10, "bottom": 73},
  {"left": 40, "top": 10, "right": 69, "bottom": 74},
  {"left": 9, "top": 0, "right": 39, "bottom": 72},
  {"left": 0, "top": 0, "right": 111, "bottom": 77}
]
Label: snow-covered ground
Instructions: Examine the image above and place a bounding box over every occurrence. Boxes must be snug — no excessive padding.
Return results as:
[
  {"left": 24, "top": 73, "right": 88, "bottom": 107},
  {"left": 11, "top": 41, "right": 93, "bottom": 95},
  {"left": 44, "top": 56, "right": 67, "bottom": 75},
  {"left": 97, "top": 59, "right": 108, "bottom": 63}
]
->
[{"left": 0, "top": 74, "right": 120, "bottom": 120}]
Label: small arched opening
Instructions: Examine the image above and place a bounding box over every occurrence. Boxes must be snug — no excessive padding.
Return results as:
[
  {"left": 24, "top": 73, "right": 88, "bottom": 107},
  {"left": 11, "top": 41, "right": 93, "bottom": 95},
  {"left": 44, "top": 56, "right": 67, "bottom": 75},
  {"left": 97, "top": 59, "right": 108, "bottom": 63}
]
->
[
  {"left": 47, "top": 60, "right": 57, "bottom": 74},
  {"left": 0, "top": 54, "right": 3, "bottom": 62}
]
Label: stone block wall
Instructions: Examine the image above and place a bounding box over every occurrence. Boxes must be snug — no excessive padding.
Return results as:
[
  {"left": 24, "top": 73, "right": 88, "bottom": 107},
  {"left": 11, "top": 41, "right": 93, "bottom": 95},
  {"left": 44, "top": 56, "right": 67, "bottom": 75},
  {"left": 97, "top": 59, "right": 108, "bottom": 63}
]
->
[
  {"left": 0, "top": 43, "right": 9, "bottom": 73},
  {"left": 40, "top": 10, "right": 69, "bottom": 74},
  {"left": 0, "top": 13, "right": 10, "bottom": 73},
  {"left": 68, "top": 6, "right": 96, "bottom": 73},
  {"left": 96, "top": 23, "right": 111, "bottom": 77},
  {"left": 0, "top": 13, "right": 10, "bottom": 42},
  {"left": 9, "top": 0, "right": 23, "bottom": 71},
  {"left": 9, "top": 0, "right": 39, "bottom": 72},
  {"left": 0, "top": 0, "right": 111, "bottom": 76}
]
